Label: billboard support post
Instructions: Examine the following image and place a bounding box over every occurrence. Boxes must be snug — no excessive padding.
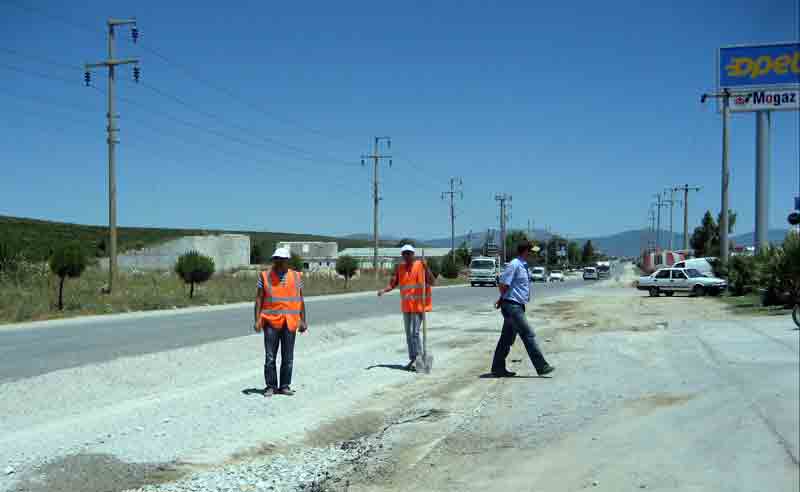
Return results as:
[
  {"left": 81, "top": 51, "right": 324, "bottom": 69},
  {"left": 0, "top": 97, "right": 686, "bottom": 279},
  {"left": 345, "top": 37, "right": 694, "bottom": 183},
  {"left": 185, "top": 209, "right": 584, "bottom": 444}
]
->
[{"left": 755, "top": 111, "right": 771, "bottom": 252}]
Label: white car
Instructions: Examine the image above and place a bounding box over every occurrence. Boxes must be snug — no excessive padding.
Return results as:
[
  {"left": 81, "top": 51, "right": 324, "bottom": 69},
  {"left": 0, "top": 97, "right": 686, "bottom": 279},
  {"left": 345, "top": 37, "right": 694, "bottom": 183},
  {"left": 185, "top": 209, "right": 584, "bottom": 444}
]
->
[
  {"left": 469, "top": 257, "right": 499, "bottom": 287},
  {"left": 530, "top": 267, "right": 547, "bottom": 282},
  {"left": 583, "top": 267, "right": 598, "bottom": 280},
  {"left": 636, "top": 267, "right": 727, "bottom": 297},
  {"left": 548, "top": 270, "right": 565, "bottom": 282}
]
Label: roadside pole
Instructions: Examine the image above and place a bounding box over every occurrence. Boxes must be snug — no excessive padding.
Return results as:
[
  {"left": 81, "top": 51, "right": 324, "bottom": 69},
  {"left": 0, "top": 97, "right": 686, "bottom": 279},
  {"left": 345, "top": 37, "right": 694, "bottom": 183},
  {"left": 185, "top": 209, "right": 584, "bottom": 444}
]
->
[{"left": 755, "top": 110, "right": 771, "bottom": 252}]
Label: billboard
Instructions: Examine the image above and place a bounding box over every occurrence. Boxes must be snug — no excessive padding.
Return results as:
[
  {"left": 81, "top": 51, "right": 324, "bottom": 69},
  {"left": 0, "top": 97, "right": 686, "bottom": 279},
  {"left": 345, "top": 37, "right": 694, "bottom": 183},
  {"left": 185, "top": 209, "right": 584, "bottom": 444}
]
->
[
  {"left": 719, "top": 42, "right": 800, "bottom": 91},
  {"left": 730, "top": 88, "right": 800, "bottom": 112}
]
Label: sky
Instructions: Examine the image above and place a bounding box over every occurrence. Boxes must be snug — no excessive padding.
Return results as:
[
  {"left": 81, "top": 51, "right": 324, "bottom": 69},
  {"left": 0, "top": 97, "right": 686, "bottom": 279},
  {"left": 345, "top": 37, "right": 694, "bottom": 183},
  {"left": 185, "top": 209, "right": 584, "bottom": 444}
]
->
[{"left": 1, "top": 0, "right": 799, "bottom": 242}]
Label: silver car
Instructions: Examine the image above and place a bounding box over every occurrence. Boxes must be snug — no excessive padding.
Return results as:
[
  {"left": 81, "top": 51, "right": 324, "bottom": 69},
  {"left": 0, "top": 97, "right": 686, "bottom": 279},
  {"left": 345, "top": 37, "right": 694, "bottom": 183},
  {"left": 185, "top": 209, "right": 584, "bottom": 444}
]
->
[{"left": 636, "top": 268, "right": 727, "bottom": 297}]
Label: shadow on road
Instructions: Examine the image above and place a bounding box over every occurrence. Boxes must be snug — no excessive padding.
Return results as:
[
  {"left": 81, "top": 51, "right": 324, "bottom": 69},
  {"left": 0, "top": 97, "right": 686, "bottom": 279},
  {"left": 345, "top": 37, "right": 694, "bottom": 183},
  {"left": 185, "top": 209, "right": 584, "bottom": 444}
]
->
[
  {"left": 478, "top": 373, "right": 549, "bottom": 379},
  {"left": 365, "top": 363, "right": 410, "bottom": 371},
  {"left": 241, "top": 387, "right": 265, "bottom": 396}
]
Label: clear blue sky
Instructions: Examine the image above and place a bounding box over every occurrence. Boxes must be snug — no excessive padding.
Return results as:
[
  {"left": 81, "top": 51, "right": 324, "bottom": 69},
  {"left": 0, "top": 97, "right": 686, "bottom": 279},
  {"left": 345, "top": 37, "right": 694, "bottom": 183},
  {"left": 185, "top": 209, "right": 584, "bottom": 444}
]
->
[{"left": 1, "top": 0, "right": 799, "bottom": 241}]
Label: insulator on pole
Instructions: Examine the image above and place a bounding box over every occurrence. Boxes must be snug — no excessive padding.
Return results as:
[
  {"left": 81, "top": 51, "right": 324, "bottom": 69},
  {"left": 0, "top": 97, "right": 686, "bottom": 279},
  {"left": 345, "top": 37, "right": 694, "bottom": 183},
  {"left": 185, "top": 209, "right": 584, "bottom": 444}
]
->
[
  {"left": 84, "top": 71, "right": 91, "bottom": 86},
  {"left": 133, "top": 66, "right": 140, "bottom": 83},
  {"left": 131, "top": 26, "right": 139, "bottom": 43}
]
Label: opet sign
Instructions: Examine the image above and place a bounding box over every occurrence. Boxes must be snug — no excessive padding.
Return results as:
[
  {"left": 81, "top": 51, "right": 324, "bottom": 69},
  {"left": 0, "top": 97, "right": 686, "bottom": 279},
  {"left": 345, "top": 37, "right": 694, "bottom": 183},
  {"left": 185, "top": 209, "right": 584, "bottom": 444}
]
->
[{"left": 719, "top": 42, "right": 800, "bottom": 91}]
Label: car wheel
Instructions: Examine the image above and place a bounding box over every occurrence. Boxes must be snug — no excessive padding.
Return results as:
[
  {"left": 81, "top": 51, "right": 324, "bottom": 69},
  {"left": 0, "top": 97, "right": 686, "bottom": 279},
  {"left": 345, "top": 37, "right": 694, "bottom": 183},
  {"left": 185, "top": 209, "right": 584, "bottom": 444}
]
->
[
  {"left": 692, "top": 285, "right": 705, "bottom": 297},
  {"left": 471, "top": 282, "right": 476, "bottom": 287},
  {"left": 649, "top": 287, "right": 659, "bottom": 297},
  {"left": 665, "top": 291, "right": 674, "bottom": 297}
]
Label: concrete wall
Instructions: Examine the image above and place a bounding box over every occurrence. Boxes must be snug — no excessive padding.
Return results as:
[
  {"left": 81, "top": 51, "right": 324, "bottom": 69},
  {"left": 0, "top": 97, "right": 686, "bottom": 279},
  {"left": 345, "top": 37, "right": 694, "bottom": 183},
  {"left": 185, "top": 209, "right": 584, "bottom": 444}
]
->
[
  {"left": 101, "top": 234, "right": 250, "bottom": 272},
  {"left": 277, "top": 241, "right": 338, "bottom": 259}
]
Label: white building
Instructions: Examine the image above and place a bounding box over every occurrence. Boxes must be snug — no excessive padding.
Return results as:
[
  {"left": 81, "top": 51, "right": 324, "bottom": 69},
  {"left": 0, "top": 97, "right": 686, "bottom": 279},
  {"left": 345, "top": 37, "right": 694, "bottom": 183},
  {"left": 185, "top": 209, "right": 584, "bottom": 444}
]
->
[
  {"left": 338, "top": 247, "right": 452, "bottom": 270},
  {"left": 276, "top": 241, "right": 338, "bottom": 272}
]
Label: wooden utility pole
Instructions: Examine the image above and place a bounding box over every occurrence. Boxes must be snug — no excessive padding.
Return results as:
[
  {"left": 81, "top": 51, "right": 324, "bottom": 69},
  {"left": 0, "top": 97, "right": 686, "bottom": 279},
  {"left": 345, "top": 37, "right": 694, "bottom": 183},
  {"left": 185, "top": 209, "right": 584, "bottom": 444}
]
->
[
  {"left": 361, "top": 137, "right": 392, "bottom": 282},
  {"left": 442, "top": 177, "right": 463, "bottom": 261}
]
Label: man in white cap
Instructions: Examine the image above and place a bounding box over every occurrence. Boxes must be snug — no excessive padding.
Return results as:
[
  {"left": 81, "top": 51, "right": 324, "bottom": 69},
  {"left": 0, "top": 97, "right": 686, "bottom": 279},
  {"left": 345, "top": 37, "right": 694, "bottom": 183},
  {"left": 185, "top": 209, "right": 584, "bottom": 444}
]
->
[
  {"left": 377, "top": 244, "right": 435, "bottom": 371},
  {"left": 254, "top": 247, "right": 307, "bottom": 397}
]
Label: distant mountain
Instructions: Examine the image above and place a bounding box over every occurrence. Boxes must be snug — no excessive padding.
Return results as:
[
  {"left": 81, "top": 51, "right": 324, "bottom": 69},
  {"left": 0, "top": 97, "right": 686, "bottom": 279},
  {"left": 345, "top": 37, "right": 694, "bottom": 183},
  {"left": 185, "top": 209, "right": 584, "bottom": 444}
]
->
[{"left": 426, "top": 229, "right": 554, "bottom": 249}]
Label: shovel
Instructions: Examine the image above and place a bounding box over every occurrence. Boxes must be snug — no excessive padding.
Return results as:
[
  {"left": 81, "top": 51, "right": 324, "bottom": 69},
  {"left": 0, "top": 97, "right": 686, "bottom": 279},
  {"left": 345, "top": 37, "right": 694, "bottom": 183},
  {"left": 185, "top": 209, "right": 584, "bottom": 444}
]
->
[{"left": 415, "top": 248, "right": 434, "bottom": 374}]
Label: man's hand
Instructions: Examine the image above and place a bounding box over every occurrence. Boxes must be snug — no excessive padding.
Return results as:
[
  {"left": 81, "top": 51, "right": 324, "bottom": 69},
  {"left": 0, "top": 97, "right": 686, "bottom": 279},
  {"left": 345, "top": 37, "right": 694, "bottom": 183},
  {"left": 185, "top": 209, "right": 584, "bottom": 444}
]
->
[
  {"left": 494, "top": 299, "right": 501, "bottom": 310},
  {"left": 299, "top": 320, "right": 308, "bottom": 333},
  {"left": 254, "top": 320, "right": 262, "bottom": 333}
]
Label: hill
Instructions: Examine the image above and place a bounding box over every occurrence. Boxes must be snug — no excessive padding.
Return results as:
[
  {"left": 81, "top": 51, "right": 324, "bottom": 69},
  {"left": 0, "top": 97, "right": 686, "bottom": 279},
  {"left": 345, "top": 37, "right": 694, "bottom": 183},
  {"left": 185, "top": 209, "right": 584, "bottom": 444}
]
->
[{"left": 0, "top": 215, "right": 378, "bottom": 261}]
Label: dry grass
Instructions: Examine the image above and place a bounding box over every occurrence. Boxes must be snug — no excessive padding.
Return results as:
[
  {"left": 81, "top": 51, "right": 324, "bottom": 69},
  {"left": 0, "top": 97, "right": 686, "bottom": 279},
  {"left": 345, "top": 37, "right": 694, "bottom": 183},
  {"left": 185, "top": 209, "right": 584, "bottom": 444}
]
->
[{"left": 0, "top": 268, "right": 465, "bottom": 325}]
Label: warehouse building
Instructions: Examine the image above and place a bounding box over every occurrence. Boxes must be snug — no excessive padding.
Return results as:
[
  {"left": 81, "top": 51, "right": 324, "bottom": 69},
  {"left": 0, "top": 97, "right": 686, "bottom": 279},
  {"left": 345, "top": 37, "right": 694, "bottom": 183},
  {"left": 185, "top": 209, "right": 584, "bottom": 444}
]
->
[{"left": 337, "top": 247, "right": 452, "bottom": 270}]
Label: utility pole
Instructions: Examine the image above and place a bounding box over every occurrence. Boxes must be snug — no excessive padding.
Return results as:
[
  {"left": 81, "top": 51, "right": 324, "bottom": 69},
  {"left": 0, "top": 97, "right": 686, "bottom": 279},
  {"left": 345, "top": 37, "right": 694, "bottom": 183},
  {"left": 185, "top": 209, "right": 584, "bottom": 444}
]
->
[
  {"left": 652, "top": 192, "right": 666, "bottom": 251},
  {"left": 662, "top": 188, "right": 681, "bottom": 251},
  {"left": 84, "top": 18, "right": 140, "bottom": 294},
  {"left": 361, "top": 137, "right": 392, "bottom": 282},
  {"left": 495, "top": 194, "right": 511, "bottom": 264},
  {"left": 648, "top": 206, "right": 657, "bottom": 252},
  {"left": 701, "top": 89, "right": 732, "bottom": 263},
  {"left": 673, "top": 184, "right": 701, "bottom": 252},
  {"left": 441, "top": 177, "right": 463, "bottom": 261}
]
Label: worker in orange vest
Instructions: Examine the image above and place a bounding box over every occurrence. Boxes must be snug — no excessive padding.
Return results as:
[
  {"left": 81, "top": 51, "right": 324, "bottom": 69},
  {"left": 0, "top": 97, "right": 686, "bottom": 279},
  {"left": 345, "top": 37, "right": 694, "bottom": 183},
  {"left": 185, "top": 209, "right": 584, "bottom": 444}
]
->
[
  {"left": 254, "top": 247, "right": 307, "bottom": 397},
  {"left": 377, "top": 244, "right": 435, "bottom": 371}
]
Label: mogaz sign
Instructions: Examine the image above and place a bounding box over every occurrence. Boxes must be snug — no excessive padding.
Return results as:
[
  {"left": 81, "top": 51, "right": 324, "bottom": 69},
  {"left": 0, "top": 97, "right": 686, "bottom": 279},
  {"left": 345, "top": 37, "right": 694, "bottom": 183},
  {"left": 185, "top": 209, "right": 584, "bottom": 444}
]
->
[
  {"left": 730, "top": 88, "right": 800, "bottom": 112},
  {"left": 719, "top": 42, "right": 800, "bottom": 91}
]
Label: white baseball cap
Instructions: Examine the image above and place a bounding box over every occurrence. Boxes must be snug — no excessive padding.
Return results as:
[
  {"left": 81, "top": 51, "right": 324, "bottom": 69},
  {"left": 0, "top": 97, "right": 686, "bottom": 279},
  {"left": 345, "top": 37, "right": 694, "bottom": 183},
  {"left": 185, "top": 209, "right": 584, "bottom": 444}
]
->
[
  {"left": 272, "top": 247, "right": 291, "bottom": 259},
  {"left": 400, "top": 244, "right": 415, "bottom": 254}
]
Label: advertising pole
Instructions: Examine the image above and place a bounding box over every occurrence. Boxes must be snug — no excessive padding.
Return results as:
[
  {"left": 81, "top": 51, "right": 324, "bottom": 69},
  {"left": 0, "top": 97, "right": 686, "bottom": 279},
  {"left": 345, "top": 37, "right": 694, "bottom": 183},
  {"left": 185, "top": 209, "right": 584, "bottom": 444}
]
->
[{"left": 755, "top": 110, "right": 771, "bottom": 252}]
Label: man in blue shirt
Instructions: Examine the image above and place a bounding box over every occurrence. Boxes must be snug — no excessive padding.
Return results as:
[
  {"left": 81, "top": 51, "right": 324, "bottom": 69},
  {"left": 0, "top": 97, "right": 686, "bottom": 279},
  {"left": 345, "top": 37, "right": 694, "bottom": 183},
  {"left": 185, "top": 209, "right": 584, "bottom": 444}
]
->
[{"left": 491, "top": 241, "right": 555, "bottom": 377}]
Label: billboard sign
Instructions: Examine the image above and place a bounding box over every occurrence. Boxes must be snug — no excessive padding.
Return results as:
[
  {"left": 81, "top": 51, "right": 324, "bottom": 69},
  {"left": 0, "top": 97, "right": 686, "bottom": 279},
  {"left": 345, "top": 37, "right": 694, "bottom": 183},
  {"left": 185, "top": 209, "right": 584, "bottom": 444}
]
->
[
  {"left": 719, "top": 42, "right": 800, "bottom": 91},
  {"left": 729, "top": 88, "right": 800, "bottom": 112}
]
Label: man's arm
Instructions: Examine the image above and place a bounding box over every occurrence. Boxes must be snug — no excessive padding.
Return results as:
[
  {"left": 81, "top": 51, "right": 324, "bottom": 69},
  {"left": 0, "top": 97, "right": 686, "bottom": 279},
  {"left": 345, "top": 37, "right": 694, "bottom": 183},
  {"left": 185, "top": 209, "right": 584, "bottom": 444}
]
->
[
  {"left": 378, "top": 265, "right": 399, "bottom": 296},
  {"left": 299, "top": 287, "right": 308, "bottom": 332},
  {"left": 495, "top": 262, "right": 516, "bottom": 308},
  {"left": 254, "top": 287, "right": 264, "bottom": 332},
  {"left": 424, "top": 261, "right": 436, "bottom": 286}
]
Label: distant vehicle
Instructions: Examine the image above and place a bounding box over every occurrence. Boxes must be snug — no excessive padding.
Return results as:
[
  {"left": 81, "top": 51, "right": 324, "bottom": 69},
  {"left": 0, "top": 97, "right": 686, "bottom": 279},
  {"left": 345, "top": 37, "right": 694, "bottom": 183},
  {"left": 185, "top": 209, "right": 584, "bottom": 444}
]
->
[
  {"left": 636, "top": 268, "right": 727, "bottom": 297},
  {"left": 671, "top": 258, "right": 715, "bottom": 278},
  {"left": 469, "top": 257, "right": 499, "bottom": 287},
  {"left": 548, "top": 270, "right": 565, "bottom": 282},
  {"left": 639, "top": 250, "right": 685, "bottom": 275},
  {"left": 530, "top": 266, "right": 547, "bottom": 282},
  {"left": 596, "top": 261, "right": 611, "bottom": 279},
  {"left": 583, "top": 267, "right": 598, "bottom": 280}
]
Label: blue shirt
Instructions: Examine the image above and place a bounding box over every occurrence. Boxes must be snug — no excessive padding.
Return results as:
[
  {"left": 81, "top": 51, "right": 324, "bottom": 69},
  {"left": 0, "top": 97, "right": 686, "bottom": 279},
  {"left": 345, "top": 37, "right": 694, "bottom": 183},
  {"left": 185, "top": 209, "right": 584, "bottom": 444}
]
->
[{"left": 499, "top": 257, "right": 530, "bottom": 305}]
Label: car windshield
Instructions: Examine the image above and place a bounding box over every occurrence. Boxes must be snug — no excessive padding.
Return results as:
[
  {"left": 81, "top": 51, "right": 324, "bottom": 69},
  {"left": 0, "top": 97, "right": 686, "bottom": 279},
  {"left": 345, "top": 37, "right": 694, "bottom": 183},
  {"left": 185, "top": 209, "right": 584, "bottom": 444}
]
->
[
  {"left": 470, "top": 260, "right": 495, "bottom": 269},
  {"left": 551, "top": 271, "right": 562, "bottom": 274},
  {"left": 685, "top": 268, "right": 705, "bottom": 278},
  {"left": 585, "top": 268, "right": 596, "bottom": 272}
]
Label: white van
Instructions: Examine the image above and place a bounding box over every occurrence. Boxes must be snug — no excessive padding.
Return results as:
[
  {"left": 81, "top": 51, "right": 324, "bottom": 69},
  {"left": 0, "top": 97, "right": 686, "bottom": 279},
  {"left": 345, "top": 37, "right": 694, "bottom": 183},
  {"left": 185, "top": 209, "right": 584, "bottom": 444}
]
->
[
  {"left": 672, "top": 258, "right": 715, "bottom": 277},
  {"left": 469, "top": 257, "right": 500, "bottom": 286}
]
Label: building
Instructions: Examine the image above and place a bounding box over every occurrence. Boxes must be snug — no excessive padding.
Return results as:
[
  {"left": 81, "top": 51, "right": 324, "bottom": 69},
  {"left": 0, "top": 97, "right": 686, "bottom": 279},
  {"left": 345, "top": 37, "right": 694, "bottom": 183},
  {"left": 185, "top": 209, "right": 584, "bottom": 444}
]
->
[
  {"left": 276, "top": 241, "right": 338, "bottom": 272},
  {"left": 338, "top": 247, "right": 453, "bottom": 270},
  {"left": 101, "top": 234, "right": 250, "bottom": 272}
]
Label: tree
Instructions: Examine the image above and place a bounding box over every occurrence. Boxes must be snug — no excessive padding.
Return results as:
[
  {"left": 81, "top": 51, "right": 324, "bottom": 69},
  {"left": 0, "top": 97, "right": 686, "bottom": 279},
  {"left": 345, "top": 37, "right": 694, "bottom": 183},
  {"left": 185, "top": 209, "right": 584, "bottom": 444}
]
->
[
  {"left": 335, "top": 255, "right": 359, "bottom": 287},
  {"left": 690, "top": 209, "right": 738, "bottom": 257},
  {"left": 49, "top": 243, "right": 88, "bottom": 310},
  {"left": 581, "top": 240, "right": 596, "bottom": 265},
  {"left": 175, "top": 250, "right": 215, "bottom": 299},
  {"left": 567, "top": 241, "right": 580, "bottom": 266},
  {"left": 250, "top": 242, "right": 264, "bottom": 264},
  {"left": 426, "top": 257, "right": 442, "bottom": 278},
  {"left": 395, "top": 238, "right": 416, "bottom": 247},
  {"left": 441, "top": 254, "right": 460, "bottom": 279},
  {"left": 455, "top": 241, "right": 471, "bottom": 267},
  {"left": 289, "top": 253, "right": 305, "bottom": 272}
]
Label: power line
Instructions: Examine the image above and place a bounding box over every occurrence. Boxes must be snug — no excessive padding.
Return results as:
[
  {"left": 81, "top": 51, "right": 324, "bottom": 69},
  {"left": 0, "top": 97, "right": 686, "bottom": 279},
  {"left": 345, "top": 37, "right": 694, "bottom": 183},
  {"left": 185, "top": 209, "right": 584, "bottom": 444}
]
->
[{"left": 0, "top": 47, "right": 83, "bottom": 73}]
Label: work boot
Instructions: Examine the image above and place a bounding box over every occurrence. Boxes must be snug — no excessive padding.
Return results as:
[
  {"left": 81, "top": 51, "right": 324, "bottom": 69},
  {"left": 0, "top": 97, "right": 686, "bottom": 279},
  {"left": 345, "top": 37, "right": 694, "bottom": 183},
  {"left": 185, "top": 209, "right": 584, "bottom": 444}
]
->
[
  {"left": 538, "top": 365, "right": 555, "bottom": 376},
  {"left": 277, "top": 387, "right": 295, "bottom": 396},
  {"left": 263, "top": 387, "right": 276, "bottom": 398},
  {"left": 404, "top": 361, "right": 416, "bottom": 372}
]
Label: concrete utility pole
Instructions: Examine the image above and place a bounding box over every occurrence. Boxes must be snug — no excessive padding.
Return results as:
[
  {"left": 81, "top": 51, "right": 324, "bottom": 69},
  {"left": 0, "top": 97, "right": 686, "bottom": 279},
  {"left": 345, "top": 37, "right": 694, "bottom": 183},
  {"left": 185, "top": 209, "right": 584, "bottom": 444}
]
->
[
  {"left": 755, "top": 111, "right": 771, "bottom": 252},
  {"left": 673, "top": 184, "right": 701, "bottom": 252},
  {"left": 663, "top": 188, "right": 681, "bottom": 251},
  {"left": 84, "top": 18, "right": 140, "bottom": 294},
  {"left": 701, "top": 89, "right": 732, "bottom": 263},
  {"left": 648, "top": 206, "right": 657, "bottom": 252},
  {"left": 495, "top": 194, "right": 511, "bottom": 264},
  {"left": 653, "top": 192, "right": 668, "bottom": 251},
  {"left": 361, "top": 137, "right": 392, "bottom": 282},
  {"left": 441, "top": 177, "right": 463, "bottom": 261}
]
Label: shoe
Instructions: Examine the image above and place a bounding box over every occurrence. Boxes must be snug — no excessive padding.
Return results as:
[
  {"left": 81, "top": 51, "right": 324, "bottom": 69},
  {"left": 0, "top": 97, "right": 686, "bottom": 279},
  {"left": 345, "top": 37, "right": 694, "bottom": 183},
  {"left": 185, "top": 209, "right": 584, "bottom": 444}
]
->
[
  {"left": 404, "top": 361, "right": 417, "bottom": 372},
  {"left": 491, "top": 370, "right": 517, "bottom": 378},
  {"left": 277, "top": 387, "right": 295, "bottom": 396},
  {"left": 538, "top": 365, "right": 555, "bottom": 376},
  {"left": 263, "top": 387, "right": 276, "bottom": 398}
]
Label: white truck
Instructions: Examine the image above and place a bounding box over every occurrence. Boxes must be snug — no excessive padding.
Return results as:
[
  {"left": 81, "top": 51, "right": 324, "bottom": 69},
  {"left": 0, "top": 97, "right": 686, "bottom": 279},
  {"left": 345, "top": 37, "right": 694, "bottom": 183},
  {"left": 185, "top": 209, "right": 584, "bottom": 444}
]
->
[{"left": 469, "top": 257, "right": 500, "bottom": 287}]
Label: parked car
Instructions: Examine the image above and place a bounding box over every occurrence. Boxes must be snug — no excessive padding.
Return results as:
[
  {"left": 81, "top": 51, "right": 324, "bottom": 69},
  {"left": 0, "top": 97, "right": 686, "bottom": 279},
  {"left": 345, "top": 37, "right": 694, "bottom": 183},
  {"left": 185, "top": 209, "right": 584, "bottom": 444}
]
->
[
  {"left": 671, "top": 258, "right": 715, "bottom": 277},
  {"left": 469, "top": 257, "right": 500, "bottom": 287},
  {"left": 530, "top": 266, "right": 547, "bottom": 282},
  {"left": 548, "top": 270, "right": 565, "bottom": 282},
  {"left": 636, "top": 267, "right": 727, "bottom": 297},
  {"left": 583, "top": 267, "right": 598, "bottom": 280}
]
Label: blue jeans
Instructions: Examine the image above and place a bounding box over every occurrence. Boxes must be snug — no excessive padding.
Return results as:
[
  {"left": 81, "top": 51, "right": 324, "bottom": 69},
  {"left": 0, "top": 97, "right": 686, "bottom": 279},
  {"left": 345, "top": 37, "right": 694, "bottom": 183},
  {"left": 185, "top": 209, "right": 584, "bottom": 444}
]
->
[
  {"left": 403, "top": 312, "right": 423, "bottom": 361},
  {"left": 491, "top": 301, "right": 549, "bottom": 374},
  {"left": 264, "top": 324, "right": 296, "bottom": 390}
]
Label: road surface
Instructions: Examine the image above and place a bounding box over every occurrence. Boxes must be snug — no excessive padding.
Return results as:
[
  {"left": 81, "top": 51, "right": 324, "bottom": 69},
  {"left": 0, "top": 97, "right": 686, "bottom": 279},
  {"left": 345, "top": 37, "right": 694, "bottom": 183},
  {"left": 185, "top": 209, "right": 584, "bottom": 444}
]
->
[{"left": 0, "top": 278, "right": 585, "bottom": 383}]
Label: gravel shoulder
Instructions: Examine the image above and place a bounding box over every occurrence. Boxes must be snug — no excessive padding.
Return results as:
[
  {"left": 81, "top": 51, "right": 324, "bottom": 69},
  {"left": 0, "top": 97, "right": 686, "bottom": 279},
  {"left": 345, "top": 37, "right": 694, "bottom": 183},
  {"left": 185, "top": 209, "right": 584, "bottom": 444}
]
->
[{"left": 2, "top": 265, "right": 797, "bottom": 492}]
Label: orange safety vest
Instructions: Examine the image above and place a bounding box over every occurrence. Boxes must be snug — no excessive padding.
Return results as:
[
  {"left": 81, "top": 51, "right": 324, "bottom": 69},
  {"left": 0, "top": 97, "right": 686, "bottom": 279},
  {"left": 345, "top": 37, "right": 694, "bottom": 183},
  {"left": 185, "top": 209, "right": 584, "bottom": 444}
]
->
[
  {"left": 398, "top": 260, "right": 432, "bottom": 313},
  {"left": 260, "top": 269, "right": 303, "bottom": 331}
]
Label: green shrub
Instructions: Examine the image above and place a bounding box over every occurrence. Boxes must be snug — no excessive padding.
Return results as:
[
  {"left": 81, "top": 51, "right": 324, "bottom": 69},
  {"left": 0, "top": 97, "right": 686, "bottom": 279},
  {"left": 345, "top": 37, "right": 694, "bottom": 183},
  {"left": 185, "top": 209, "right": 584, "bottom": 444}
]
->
[
  {"left": 335, "top": 255, "right": 359, "bottom": 287},
  {"left": 289, "top": 253, "right": 304, "bottom": 272},
  {"left": 441, "top": 254, "right": 460, "bottom": 279},
  {"left": 49, "top": 243, "right": 88, "bottom": 310},
  {"left": 0, "top": 237, "right": 23, "bottom": 278},
  {"left": 175, "top": 250, "right": 215, "bottom": 298},
  {"left": 728, "top": 256, "right": 757, "bottom": 296},
  {"left": 426, "top": 257, "right": 441, "bottom": 278}
]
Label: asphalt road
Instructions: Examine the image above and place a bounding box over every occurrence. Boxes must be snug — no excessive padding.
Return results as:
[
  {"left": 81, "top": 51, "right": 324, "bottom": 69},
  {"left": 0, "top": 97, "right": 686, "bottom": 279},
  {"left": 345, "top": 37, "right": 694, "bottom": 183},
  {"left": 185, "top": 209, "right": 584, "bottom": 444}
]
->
[{"left": 0, "top": 277, "right": 588, "bottom": 383}]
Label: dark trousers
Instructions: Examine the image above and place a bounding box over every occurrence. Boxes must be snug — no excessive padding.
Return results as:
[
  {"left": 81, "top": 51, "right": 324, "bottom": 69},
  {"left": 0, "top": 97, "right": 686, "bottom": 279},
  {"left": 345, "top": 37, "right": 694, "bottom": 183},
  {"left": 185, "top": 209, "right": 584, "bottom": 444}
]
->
[
  {"left": 491, "top": 301, "right": 550, "bottom": 374},
  {"left": 263, "top": 324, "right": 297, "bottom": 390}
]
